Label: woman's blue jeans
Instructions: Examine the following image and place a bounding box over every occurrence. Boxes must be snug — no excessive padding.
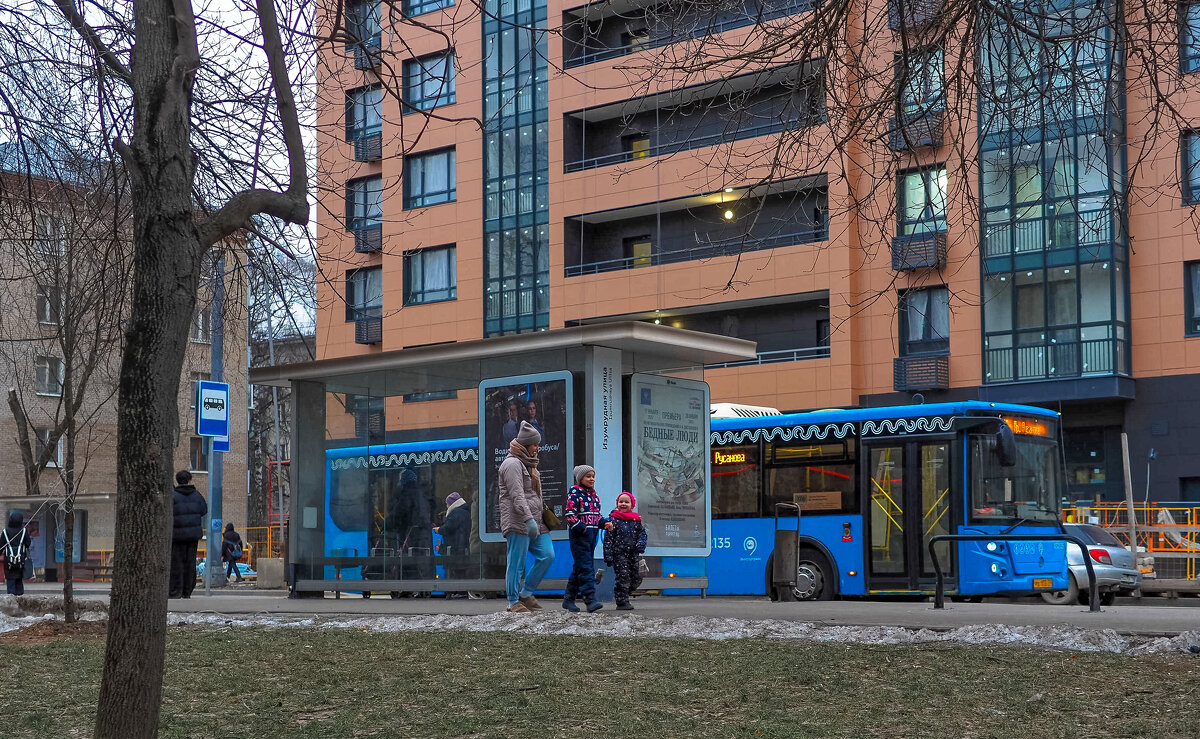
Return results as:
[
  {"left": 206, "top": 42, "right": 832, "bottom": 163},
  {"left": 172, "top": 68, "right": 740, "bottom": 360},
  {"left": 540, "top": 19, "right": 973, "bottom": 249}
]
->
[{"left": 504, "top": 532, "right": 554, "bottom": 605}]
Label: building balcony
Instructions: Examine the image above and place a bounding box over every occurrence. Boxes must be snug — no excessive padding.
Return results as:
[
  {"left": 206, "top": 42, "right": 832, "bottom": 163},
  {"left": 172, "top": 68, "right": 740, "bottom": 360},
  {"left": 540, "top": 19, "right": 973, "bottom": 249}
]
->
[
  {"left": 353, "top": 133, "right": 382, "bottom": 162},
  {"left": 564, "top": 176, "right": 827, "bottom": 277},
  {"left": 352, "top": 38, "right": 381, "bottom": 70},
  {"left": 894, "top": 354, "right": 950, "bottom": 391},
  {"left": 982, "top": 207, "right": 1117, "bottom": 268},
  {"left": 983, "top": 333, "right": 1129, "bottom": 384},
  {"left": 891, "top": 231, "right": 947, "bottom": 271},
  {"left": 562, "top": 0, "right": 817, "bottom": 68},
  {"left": 887, "top": 110, "right": 944, "bottom": 150},
  {"left": 354, "top": 316, "right": 382, "bottom": 344},
  {"left": 352, "top": 224, "right": 382, "bottom": 253},
  {"left": 887, "top": 0, "right": 942, "bottom": 30},
  {"left": 705, "top": 345, "right": 831, "bottom": 368}
]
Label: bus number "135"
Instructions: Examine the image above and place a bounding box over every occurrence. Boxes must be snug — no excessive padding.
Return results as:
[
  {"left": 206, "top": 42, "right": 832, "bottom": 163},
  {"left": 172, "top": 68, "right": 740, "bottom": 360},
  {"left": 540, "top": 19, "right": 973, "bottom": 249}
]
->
[{"left": 712, "top": 537, "right": 732, "bottom": 549}]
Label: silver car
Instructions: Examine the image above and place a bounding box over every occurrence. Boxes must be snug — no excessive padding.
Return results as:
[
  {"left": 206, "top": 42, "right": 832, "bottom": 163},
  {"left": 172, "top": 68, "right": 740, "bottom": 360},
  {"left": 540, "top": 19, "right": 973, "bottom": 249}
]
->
[{"left": 1041, "top": 523, "right": 1142, "bottom": 606}]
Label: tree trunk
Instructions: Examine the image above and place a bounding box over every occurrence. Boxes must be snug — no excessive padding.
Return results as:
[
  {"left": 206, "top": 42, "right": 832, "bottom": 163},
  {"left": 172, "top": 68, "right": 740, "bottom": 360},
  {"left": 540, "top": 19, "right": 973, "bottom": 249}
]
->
[
  {"left": 63, "top": 507, "right": 76, "bottom": 623},
  {"left": 93, "top": 2, "right": 203, "bottom": 735}
]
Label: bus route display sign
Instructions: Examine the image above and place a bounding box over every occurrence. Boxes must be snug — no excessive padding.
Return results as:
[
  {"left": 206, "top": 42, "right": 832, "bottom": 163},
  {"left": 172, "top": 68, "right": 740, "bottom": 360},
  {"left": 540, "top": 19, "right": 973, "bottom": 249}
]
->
[{"left": 629, "top": 373, "right": 711, "bottom": 557}]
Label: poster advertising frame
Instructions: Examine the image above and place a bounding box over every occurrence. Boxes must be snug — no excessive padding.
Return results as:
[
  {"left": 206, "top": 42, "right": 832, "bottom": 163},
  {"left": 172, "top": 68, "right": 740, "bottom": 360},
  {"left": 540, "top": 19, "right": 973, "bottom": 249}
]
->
[
  {"left": 478, "top": 370, "right": 574, "bottom": 543},
  {"left": 629, "top": 373, "right": 711, "bottom": 557}
]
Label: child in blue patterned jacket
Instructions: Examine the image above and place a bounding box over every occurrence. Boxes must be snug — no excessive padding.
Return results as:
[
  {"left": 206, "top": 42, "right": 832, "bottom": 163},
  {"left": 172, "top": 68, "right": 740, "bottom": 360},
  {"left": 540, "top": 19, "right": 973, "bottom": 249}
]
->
[{"left": 562, "top": 465, "right": 612, "bottom": 612}]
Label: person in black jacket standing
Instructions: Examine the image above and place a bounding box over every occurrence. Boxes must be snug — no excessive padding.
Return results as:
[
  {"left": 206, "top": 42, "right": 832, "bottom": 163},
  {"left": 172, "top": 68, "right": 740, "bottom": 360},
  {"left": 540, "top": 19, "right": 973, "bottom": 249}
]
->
[{"left": 170, "top": 470, "right": 208, "bottom": 598}]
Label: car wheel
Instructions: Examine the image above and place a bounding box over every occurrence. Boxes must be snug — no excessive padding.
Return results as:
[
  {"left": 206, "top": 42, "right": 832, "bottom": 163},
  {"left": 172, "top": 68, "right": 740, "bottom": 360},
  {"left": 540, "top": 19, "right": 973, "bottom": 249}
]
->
[
  {"left": 1040, "top": 574, "right": 1078, "bottom": 605},
  {"left": 793, "top": 549, "right": 834, "bottom": 601}
]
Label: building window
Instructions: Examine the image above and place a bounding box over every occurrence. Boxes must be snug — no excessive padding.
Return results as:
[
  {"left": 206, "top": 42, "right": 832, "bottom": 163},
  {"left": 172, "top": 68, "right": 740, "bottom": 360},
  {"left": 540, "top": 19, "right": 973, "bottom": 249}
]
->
[
  {"left": 403, "top": 0, "right": 453, "bottom": 16},
  {"left": 624, "top": 235, "right": 653, "bottom": 267},
  {"left": 35, "top": 213, "right": 66, "bottom": 256},
  {"left": 346, "top": 267, "right": 383, "bottom": 321},
  {"left": 621, "top": 27, "right": 649, "bottom": 51},
  {"left": 35, "top": 356, "right": 63, "bottom": 395},
  {"left": 403, "top": 53, "right": 455, "bottom": 112},
  {"left": 36, "top": 284, "right": 62, "bottom": 325},
  {"left": 346, "top": 175, "right": 383, "bottom": 229},
  {"left": 346, "top": 85, "right": 382, "bottom": 141},
  {"left": 191, "top": 305, "right": 212, "bottom": 343},
  {"left": 1187, "top": 261, "right": 1200, "bottom": 335},
  {"left": 189, "top": 436, "right": 209, "bottom": 472},
  {"left": 403, "top": 148, "right": 456, "bottom": 208},
  {"left": 1184, "top": 3, "right": 1200, "bottom": 73},
  {"left": 404, "top": 245, "right": 457, "bottom": 305},
  {"left": 1184, "top": 130, "right": 1200, "bottom": 204},
  {"left": 896, "top": 47, "right": 944, "bottom": 117},
  {"left": 403, "top": 390, "right": 458, "bottom": 402},
  {"left": 622, "top": 133, "right": 650, "bottom": 160},
  {"left": 189, "top": 371, "right": 211, "bottom": 408},
  {"left": 899, "top": 287, "right": 949, "bottom": 355},
  {"left": 346, "top": 0, "right": 381, "bottom": 48},
  {"left": 35, "top": 428, "right": 63, "bottom": 468},
  {"left": 897, "top": 166, "right": 947, "bottom": 235}
]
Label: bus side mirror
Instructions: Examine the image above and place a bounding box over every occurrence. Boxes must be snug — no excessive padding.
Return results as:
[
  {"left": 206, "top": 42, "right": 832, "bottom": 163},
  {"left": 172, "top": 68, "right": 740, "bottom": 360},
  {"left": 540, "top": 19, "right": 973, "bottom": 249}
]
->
[{"left": 993, "top": 421, "right": 1017, "bottom": 468}]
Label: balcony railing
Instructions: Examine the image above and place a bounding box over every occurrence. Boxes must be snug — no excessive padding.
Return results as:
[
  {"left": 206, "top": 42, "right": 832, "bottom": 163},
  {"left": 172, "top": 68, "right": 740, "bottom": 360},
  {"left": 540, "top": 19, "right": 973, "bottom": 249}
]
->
[
  {"left": 705, "top": 345, "right": 831, "bottom": 369},
  {"left": 894, "top": 354, "right": 950, "bottom": 391},
  {"left": 352, "top": 224, "right": 382, "bottom": 253},
  {"left": 354, "top": 316, "right": 383, "bottom": 344},
  {"left": 891, "top": 231, "right": 946, "bottom": 271},
  {"left": 984, "top": 336, "right": 1124, "bottom": 383},
  {"left": 887, "top": 110, "right": 944, "bottom": 150},
  {"left": 564, "top": 0, "right": 817, "bottom": 68},
  {"left": 565, "top": 119, "right": 805, "bottom": 173},
  {"left": 887, "top": 0, "right": 942, "bottom": 30},
  {"left": 354, "top": 132, "right": 382, "bottom": 162},
  {"left": 565, "top": 226, "right": 827, "bottom": 277},
  {"left": 983, "top": 208, "right": 1112, "bottom": 259}
]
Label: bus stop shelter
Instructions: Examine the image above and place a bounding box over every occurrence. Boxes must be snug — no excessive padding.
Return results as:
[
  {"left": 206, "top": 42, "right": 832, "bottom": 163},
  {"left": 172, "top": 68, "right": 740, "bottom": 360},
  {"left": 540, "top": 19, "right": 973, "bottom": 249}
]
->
[{"left": 248, "top": 321, "right": 756, "bottom": 596}]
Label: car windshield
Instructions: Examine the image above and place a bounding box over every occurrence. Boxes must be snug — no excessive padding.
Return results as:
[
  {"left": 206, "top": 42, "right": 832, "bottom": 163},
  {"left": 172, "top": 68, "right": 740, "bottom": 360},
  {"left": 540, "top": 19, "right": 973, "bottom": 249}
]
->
[
  {"left": 968, "top": 434, "right": 1060, "bottom": 524},
  {"left": 1071, "top": 523, "right": 1122, "bottom": 547}
]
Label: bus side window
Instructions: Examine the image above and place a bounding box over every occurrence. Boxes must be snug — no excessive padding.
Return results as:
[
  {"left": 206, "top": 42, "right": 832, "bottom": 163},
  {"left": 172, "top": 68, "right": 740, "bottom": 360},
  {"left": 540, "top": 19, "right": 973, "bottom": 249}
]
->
[{"left": 711, "top": 444, "right": 759, "bottom": 518}]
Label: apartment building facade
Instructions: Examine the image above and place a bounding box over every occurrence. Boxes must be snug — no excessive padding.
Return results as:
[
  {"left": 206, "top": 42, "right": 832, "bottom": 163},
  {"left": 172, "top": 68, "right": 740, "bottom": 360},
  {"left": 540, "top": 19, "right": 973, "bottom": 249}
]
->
[
  {"left": 316, "top": 0, "right": 1200, "bottom": 504},
  {"left": 0, "top": 151, "right": 249, "bottom": 570}
]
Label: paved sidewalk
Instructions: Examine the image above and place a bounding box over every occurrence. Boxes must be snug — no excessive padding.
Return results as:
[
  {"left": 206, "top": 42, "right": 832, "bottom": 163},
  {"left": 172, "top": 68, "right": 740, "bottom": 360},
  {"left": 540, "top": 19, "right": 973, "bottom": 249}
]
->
[{"left": 23, "top": 582, "right": 1199, "bottom": 636}]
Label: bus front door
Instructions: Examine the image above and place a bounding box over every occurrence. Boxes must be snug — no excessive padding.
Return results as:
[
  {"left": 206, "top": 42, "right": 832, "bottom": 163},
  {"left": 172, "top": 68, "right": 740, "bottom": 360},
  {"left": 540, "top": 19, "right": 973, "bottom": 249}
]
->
[{"left": 864, "top": 440, "right": 953, "bottom": 592}]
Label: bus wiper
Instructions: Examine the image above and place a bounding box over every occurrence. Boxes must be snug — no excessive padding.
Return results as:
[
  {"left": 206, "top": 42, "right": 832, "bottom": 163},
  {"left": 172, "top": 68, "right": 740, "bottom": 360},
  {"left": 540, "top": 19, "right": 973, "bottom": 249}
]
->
[{"left": 1001, "top": 518, "right": 1027, "bottom": 534}]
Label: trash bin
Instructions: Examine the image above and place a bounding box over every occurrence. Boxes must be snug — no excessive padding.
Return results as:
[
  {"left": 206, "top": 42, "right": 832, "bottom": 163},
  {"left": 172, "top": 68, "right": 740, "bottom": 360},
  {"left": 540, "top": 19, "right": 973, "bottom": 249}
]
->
[{"left": 772, "top": 502, "right": 800, "bottom": 601}]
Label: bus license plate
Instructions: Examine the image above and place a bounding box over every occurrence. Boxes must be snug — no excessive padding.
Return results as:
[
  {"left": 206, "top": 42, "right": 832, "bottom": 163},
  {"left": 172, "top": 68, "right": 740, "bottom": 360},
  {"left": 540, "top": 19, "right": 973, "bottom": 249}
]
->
[{"left": 1033, "top": 578, "right": 1052, "bottom": 589}]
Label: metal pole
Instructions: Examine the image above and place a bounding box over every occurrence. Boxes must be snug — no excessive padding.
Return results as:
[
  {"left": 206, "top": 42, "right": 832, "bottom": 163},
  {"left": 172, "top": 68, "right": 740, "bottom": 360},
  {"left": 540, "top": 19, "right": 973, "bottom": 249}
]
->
[
  {"left": 205, "top": 256, "right": 226, "bottom": 591},
  {"left": 1121, "top": 433, "right": 1139, "bottom": 557}
]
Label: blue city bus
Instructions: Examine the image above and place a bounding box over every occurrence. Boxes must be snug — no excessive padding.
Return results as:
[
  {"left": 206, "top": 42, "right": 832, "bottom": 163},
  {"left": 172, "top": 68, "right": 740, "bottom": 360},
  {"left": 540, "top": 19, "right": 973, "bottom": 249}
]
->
[
  {"left": 677, "top": 401, "right": 1068, "bottom": 599},
  {"left": 323, "top": 401, "right": 1067, "bottom": 599}
]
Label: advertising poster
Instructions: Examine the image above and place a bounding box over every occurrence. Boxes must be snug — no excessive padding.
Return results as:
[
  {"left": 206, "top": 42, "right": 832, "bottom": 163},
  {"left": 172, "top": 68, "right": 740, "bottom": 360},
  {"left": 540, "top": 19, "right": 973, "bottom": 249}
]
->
[
  {"left": 630, "top": 373, "right": 711, "bottom": 556},
  {"left": 478, "top": 371, "right": 573, "bottom": 542}
]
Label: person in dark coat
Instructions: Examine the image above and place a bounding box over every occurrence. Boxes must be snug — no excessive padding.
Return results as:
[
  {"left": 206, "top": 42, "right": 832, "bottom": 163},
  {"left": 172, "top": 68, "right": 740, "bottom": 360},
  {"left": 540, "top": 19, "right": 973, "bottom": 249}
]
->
[
  {"left": 222, "top": 522, "right": 245, "bottom": 583},
  {"left": 170, "top": 470, "right": 208, "bottom": 598},
  {"left": 603, "top": 491, "right": 647, "bottom": 611},
  {"left": 2, "top": 511, "right": 32, "bottom": 596},
  {"left": 435, "top": 491, "right": 471, "bottom": 597}
]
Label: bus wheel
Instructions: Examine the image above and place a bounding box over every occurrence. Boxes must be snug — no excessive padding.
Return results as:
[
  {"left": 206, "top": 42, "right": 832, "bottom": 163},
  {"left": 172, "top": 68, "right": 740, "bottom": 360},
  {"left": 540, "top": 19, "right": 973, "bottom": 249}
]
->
[
  {"left": 1040, "top": 574, "right": 1078, "bottom": 605},
  {"left": 794, "top": 550, "right": 833, "bottom": 601}
]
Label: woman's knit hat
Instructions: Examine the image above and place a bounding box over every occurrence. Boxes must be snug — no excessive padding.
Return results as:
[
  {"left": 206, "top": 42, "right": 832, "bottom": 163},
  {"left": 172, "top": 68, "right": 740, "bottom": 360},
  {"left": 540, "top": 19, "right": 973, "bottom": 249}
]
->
[
  {"left": 445, "top": 491, "right": 463, "bottom": 508},
  {"left": 515, "top": 420, "right": 542, "bottom": 446},
  {"left": 573, "top": 465, "right": 595, "bottom": 485}
]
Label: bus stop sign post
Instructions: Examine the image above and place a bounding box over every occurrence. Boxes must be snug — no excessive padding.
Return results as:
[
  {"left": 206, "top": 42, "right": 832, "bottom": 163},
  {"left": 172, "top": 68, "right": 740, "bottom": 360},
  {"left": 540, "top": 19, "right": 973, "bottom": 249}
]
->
[{"left": 928, "top": 534, "right": 1099, "bottom": 612}]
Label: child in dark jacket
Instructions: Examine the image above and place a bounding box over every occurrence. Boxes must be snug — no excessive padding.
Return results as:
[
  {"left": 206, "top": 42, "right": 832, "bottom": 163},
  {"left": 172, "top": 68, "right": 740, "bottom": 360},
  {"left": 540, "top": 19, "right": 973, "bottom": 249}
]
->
[
  {"left": 603, "top": 491, "right": 647, "bottom": 610},
  {"left": 563, "top": 465, "right": 612, "bottom": 613},
  {"left": 2, "top": 511, "right": 31, "bottom": 596}
]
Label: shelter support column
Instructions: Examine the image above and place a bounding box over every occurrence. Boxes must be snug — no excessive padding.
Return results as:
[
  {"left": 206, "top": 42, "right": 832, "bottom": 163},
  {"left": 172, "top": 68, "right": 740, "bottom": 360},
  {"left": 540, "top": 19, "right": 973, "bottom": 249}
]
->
[{"left": 289, "top": 379, "right": 326, "bottom": 587}]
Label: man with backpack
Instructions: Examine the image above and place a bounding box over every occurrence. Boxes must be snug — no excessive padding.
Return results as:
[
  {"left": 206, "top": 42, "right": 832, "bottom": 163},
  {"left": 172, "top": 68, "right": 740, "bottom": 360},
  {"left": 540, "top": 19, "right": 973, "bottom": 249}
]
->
[
  {"left": 2, "top": 511, "right": 32, "bottom": 595},
  {"left": 222, "top": 522, "right": 245, "bottom": 583}
]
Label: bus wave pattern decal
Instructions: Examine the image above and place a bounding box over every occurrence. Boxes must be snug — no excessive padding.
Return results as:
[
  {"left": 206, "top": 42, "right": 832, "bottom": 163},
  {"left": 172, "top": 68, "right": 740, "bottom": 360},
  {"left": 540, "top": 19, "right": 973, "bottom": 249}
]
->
[
  {"left": 860, "top": 416, "right": 953, "bottom": 436},
  {"left": 710, "top": 423, "right": 855, "bottom": 446},
  {"left": 329, "top": 448, "right": 479, "bottom": 471}
]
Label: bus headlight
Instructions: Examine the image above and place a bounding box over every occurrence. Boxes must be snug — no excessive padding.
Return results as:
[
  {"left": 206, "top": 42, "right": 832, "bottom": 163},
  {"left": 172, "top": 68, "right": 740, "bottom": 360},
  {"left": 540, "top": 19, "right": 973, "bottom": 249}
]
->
[{"left": 986, "top": 541, "right": 1005, "bottom": 553}]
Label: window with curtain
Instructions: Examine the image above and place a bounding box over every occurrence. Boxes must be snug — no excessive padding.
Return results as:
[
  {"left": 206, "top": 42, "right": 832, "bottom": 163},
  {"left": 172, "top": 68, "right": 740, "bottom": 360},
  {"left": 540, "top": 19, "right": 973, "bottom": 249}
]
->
[
  {"left": 896, "top": 47, "right": 944, "bottom": 117},
  {"left": 1187, "top": 261, "right": 1200, "bottom": 335},
  {"left": 346, "top": 85, "right": 382, "bottom": 140},
  {"left": 897, "top": 166, "right": 947, "bottom": 235},
  {"left": 346, "top": 0, "right": 381, "bottom": 47},
  {"left": 36, "top": 283, "right": 61, "bottom": 324},
  {"left": 346, "top": 267, "right": 383, "bottom": 321},
  {"left": 900, "top": 287, "right": 950, "bottom": 355},
  {"left": 404, "top": 53, "right": 455, "bottom": 112},
  {"left": 36, "top": 355, "right": 63, "bottom": 395},
  {"left": 404, "top": 148, "right": 457, "bottom": 208},
  {"left": 346, "top": 176, "right": 383, "bottom": 229},
  {"left": 1184, "top": 4, "right": 1200, "bottom": 73},
  {"left": 404, "top": 245, "right": 457, "bottom": 304},
  {"left": 1184, "top": 130, "right": 1200, "bottom": 204}
]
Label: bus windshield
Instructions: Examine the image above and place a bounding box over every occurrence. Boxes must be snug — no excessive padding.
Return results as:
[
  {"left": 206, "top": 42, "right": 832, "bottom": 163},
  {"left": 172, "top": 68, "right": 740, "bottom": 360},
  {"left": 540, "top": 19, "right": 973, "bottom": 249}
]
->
[{"left": 968, "top": 435, "right": 1060, "bottom": 524}]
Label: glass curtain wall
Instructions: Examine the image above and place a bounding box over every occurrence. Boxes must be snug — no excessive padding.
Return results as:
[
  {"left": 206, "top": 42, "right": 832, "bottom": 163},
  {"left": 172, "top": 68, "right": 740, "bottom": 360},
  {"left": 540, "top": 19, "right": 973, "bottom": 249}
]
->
[
  {"left": 978, "top": 1, "right": 1129, "bottom": 384},
  {"left": 482, "top": 0, "right": 550, "bottom": 336}
]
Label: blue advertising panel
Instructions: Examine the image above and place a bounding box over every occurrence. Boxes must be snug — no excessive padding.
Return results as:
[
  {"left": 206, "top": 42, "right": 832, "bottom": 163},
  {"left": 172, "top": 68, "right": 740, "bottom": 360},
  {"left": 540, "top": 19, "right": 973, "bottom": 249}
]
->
[
  {"left": 196, "top": 380, "right": 230, "bottom": 437},
  {"left": 478, "top": 371, "right": 573, "bottom": 543}
]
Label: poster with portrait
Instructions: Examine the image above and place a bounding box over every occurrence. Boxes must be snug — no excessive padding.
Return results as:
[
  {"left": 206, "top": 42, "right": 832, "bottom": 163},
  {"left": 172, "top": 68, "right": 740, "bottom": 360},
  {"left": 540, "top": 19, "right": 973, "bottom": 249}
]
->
[
  {"left": 630, "top": 373, "right": 711, "bottom": 556},
  {"left": 478, "top": 371, "right": 573, "bottom": 542}
]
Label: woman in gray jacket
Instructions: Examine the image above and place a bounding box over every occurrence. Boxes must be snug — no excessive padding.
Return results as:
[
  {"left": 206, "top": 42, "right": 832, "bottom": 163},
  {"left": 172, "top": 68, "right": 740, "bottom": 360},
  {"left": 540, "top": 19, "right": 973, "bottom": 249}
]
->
[{"left": 498, "top": 420, "right": 554, "bottom": 613}]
